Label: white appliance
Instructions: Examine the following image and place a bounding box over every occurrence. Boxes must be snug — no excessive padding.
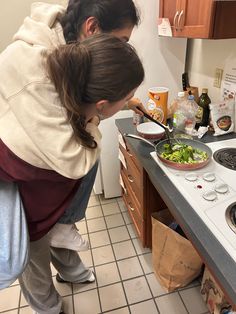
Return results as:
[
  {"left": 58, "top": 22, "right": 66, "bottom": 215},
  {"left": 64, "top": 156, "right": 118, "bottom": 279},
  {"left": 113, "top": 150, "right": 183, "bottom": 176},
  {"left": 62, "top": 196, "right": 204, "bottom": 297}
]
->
[
  {"left": 150, "top": 138, "right": 236, "bottom": 261},
  {"left": 94, "top": 0, "right": 187, "bottom": 198}
]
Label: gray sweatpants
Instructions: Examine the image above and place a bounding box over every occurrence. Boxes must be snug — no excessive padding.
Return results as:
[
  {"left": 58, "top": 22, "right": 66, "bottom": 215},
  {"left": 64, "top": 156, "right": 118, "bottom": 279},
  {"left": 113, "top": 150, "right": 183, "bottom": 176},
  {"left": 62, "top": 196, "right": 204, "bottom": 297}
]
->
[{"left": 18, "top": 234, "right": 93, "bottom": 314}]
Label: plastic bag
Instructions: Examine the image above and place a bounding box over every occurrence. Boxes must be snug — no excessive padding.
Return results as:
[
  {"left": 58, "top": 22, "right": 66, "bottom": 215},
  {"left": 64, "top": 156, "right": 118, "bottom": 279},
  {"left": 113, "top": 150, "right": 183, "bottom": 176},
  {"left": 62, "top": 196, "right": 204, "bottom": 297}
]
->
[{"left": 210, "top": 100, "right": 235, "bottom": 136}]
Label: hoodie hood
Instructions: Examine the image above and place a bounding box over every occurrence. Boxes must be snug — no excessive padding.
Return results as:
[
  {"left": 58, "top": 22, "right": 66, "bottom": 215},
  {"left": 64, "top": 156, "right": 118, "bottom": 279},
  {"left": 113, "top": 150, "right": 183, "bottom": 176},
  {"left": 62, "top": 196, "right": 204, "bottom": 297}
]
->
[{"left": 13, "top": 2, "right": 66, "bottom": 47}]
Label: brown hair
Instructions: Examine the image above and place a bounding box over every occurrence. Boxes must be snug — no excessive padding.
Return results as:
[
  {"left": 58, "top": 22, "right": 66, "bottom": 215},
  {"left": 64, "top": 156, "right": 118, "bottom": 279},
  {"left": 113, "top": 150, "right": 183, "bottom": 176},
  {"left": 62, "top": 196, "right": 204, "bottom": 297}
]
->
[
  {"left": 60, "top": 0, "right": 140, "bottom": 43},
  {"left": 46, "top": 34, "right": 144, "bottom": 148}
]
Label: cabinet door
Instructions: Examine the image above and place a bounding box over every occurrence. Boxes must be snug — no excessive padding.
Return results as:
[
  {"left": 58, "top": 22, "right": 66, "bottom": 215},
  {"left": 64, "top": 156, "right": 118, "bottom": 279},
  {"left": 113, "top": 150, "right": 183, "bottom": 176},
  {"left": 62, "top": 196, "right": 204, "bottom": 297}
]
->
[
  {"left": 177, "top": 0, "right": 215, "bottom": 38},
  {"left": 159, "top": 0, "right": 181, "bottom": 33}
]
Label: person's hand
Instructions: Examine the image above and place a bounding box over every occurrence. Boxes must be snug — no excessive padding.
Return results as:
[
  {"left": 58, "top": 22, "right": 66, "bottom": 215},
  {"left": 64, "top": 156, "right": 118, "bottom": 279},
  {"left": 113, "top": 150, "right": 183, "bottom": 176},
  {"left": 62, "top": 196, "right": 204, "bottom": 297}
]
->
[
  {"left": 127, "top": 98, "right": 147, "bottom": 116},
  {"left": 88, "top": 115, "right": 100, "bottom": 126}
]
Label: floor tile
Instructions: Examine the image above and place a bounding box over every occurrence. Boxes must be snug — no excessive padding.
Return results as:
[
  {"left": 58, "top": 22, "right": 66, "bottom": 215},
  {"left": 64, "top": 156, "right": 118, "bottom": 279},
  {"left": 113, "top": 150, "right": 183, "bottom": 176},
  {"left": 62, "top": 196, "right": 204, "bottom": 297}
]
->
[
  {"left": 130, "top": 299, "right": 159, "bottom": 314},
  {"left": 108, "top": 226, "right": 130, "bottom": 243},
  {"left": 122, "top": 211, "right": 133, "bottom": 225},
  {"left": 62, "top": 295, "right": 74, "bottom": 314},
  {"left": 78, "top": 249, "right": 93, "bottom": 268},
  {"left": 0, "top": 285, "right": 20, "bottom": 312},
  {"left": 89, "top": 230, "right": 110, "bottom": 248},
  {"left": 72, "top": 277, "right": 97, "bottom": 294},
  {"left": 138, "top": 253, "right": 154, "bottom": 274},
  {"left": 95, "top": 262, "right": 121, "bottom": 287},
  {"left": 102, "top": 202, "right": 121, "bottom": 216},
  {"left": 99, "top": 194, "right": 117, "bottom": 205},
  {"left": 155, "top": 292, "right": 188, "bottom": 314},
  {"left": 132, "top": 238, "right": 151, "bottom": 255},
  {"left": 127, "top": 223, "right": 139, "bottom": 239},
  {"left": 75, "top": 219, "right": 87, "bottom": 235},
  {"left": 105, "top": 213, "right": 125, "bottom": 228},
  {"left": 74, "top": 289, "right": 101, "bottom": 314},
  {"left": 50, "top": 263, "right": 58, "bottom": 276},
  {"left": 106, "top": 308, "right": 130, "bottom": 314},
  {"left": 146, "top": 273, "right": 167, "bottom": 297},
  {"left": 10, "top": 279, "right": 19, "bottom": 287},
  {"left": 20, "top": 292, "right": 28, "bottom": 307},
  {"left": 123, "top": 277, "right": 152, "bottom": 304},
  {"left": 88, "top": 195, "right": 100, "bottom": 207},
  {"left": 19, "top": 308, "right": 31, "bottom": 314},
  {"left": 117, "top": 199, "right": 128, "bottom": 212},
  {"left": 113, "top": 240, "right": 136, "bottom": 260},
  {"left": 87, "top": 217, "right": 106, "bottom": 233},
  {"left": 117, "top": 256, "right": 143, "bottom": 280},
  {"left": 3, "top": 310, "right": 19, "bottom": 314},
  {"left": 52, "top": 277, "right": 72, "bottom": 296},
  {"left": 86, "top": 205, "right": 103, "bottom": 219},
  {"left": 92, "top": 245, "right": 115, "bottom": 266},
  {"left": 99, "top": 282, "right": 127, "bottom": 312},
  {"left": 179, "top": 286, "right": 209, "bottom": 314}
]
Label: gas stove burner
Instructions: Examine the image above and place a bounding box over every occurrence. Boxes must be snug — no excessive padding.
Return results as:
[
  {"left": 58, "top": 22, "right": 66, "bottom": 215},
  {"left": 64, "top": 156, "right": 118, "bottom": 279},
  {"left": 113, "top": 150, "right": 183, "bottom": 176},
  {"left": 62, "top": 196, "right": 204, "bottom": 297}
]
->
[
  {"left": 213, "top": 148, "right": 236, "bottom": 170},
  {"left": 226, "top": 202, "right": 236, "bottom": 234}
]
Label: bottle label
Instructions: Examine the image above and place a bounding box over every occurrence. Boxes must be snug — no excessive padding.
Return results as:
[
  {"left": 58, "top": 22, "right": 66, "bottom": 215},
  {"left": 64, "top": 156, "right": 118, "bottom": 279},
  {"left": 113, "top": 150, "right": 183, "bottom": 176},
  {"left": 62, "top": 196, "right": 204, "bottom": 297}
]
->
[{"left": 195, "top": 107, "right": 203, "bottom": 123}]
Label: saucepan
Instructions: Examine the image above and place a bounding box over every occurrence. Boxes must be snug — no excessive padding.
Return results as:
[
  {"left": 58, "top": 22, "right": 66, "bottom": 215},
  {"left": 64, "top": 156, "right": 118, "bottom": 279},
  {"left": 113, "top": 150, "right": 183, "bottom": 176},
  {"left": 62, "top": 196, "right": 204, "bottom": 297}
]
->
[{"left": 123, "top": 135, "right": 212, "bottom": 170}]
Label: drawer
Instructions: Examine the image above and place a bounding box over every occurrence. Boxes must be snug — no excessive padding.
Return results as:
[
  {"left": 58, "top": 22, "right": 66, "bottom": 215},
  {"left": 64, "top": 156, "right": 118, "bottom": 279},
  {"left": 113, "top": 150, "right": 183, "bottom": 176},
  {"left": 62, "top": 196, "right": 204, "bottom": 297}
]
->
[
  {"left": 121, "top": 170, "right": 144, "bottom": 242},
  {"left": 119, "top": 134, "right": 142, "bottom": 171},
  {"left": 119, "top": 145, "right": 142, "bottom": 202}
]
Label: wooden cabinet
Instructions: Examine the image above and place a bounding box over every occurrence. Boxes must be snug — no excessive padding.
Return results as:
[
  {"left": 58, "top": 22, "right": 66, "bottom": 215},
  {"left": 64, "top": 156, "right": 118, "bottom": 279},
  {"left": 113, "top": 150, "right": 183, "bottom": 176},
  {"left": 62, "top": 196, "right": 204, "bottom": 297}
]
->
[
  {"left": 159, "top": 0, "right": 236, "bottom": 39},
  {"left": 118, "top": 133, "right": 166, "bottom": 248}
]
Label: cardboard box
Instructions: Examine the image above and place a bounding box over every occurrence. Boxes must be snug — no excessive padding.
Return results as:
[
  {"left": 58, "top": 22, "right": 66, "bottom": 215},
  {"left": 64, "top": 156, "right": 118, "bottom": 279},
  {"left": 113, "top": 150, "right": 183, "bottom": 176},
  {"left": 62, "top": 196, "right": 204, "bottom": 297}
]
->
[{"left": 200, "top": 267, "right": 232, "bottom": 314}]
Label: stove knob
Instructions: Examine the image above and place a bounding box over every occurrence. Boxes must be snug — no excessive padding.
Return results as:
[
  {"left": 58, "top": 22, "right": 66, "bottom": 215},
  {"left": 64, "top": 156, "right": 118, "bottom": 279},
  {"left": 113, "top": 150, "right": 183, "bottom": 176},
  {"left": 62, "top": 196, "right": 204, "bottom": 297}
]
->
[
  {"left": 203, "top": 190, "right": 217, "bottom": 201},
  {"left": 215, "top": 182, "right": 228, "bottom": 194},
  {"left": 203, "top": 172, "right": 216, "bottom": 182},
  {"left": 185, "top": 172, "right": 198, "bottom": 182}
]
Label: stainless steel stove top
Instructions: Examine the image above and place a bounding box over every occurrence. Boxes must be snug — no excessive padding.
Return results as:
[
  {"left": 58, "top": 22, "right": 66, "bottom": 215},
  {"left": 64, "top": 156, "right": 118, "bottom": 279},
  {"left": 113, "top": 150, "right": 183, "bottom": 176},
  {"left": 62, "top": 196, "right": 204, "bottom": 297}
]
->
[{"left": 150, "top": 138, "right": 236, "bottom": 261}]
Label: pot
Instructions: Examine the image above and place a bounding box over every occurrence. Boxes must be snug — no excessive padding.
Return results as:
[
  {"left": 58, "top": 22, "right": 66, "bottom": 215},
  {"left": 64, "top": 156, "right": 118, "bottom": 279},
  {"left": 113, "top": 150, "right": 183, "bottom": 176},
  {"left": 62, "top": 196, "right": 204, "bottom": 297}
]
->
[{"left": 124, "top": 134, "right": 212, "bottom": 170}]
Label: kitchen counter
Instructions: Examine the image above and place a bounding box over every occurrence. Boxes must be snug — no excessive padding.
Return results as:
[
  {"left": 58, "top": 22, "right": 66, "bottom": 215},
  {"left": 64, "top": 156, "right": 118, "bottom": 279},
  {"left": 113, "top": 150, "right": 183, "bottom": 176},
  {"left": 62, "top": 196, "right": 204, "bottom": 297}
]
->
[{"left": 116, "top": 117, "right": 236, "bottom": 307}]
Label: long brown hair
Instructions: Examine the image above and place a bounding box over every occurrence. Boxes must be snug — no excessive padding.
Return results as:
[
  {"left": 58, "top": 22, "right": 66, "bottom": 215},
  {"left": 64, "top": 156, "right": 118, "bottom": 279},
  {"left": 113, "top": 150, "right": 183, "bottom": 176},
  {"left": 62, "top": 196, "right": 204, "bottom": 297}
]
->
[
  {"left": 46, "top": 34, "right": 144, "bottom": 148},
  {"left": 60, "top": 0, "right": 140, "bottom": 43}
]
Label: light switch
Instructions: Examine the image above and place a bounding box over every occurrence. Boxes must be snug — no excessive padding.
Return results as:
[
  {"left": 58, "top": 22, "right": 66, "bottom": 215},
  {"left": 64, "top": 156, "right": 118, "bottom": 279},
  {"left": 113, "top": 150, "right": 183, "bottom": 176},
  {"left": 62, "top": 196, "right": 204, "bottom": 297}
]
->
[{"left": 213, "top": 68, "right": 223, "bottom": 88}]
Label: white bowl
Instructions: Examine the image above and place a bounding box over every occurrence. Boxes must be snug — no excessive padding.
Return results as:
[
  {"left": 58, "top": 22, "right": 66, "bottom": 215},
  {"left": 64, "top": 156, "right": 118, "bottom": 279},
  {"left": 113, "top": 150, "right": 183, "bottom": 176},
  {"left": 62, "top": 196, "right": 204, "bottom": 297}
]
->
[{"left": 136, "top": 122, "right": 165, "bottom": 139}]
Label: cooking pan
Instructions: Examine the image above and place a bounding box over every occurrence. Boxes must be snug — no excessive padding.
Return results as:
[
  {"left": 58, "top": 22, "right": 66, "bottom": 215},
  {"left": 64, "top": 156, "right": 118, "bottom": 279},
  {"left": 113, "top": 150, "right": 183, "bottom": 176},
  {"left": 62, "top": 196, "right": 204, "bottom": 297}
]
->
[{"left": 124, "top": 134, "right": 212, "bottom": 170}]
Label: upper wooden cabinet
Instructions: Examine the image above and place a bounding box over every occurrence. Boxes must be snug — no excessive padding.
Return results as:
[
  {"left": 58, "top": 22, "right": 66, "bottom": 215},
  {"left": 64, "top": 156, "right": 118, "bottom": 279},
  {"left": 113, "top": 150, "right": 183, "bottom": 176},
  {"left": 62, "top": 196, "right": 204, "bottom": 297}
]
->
[{"left": 159, "top": 0, "right": 236, "bottom": 39}]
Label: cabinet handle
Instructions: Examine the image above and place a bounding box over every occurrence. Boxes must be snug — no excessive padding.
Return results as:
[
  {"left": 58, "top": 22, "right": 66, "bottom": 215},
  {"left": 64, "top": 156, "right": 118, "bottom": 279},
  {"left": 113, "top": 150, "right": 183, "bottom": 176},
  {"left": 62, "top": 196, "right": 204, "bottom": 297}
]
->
[
  {"left": 173, "top": 11, "right": 179, "bottom": 30},
  {"left": 177, "top": 10, "right": 184, "bottom": 31},
  {"left": 127, "top": 175, "right": 134, "bottom": 183},
  {"left": 128, "top": 203, "right": 135, "bottom": 211}
]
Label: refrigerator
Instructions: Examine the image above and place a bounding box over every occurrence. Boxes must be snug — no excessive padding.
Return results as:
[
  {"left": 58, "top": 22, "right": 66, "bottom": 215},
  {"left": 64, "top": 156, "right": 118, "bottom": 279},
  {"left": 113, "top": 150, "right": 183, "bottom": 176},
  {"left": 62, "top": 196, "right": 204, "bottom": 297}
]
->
[{"left": 94, "top": 0, "right": 187, "bottom": 198}]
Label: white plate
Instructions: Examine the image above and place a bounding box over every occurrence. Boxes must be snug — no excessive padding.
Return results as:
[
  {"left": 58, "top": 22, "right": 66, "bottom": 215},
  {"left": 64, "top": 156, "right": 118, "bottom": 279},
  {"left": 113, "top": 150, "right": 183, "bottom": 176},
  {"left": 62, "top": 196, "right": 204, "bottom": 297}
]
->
[{"left": 136, "top": 122, "right": 165, "bottom": 139}]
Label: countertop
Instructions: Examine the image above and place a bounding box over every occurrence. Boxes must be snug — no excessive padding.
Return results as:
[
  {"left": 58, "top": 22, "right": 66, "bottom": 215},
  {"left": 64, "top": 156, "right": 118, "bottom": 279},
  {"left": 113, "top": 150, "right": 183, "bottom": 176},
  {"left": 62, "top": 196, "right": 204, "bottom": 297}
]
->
[{"left": 116, "top": 117, "right": 236, "bottom": 306}]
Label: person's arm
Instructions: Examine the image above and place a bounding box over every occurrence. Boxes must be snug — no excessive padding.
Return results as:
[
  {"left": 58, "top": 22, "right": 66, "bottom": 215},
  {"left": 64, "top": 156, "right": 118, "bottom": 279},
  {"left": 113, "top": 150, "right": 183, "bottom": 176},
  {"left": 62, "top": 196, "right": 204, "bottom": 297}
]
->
[{"left": 126, "top": 97, "right": 148, "bottom": 115}]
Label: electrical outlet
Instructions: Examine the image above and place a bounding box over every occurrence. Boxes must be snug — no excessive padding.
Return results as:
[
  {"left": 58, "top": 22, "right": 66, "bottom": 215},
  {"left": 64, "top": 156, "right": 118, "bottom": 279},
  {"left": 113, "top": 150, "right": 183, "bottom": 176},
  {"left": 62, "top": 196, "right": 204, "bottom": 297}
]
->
[{"left": 213, "top": 68, "right": 223, "bottom": 88}]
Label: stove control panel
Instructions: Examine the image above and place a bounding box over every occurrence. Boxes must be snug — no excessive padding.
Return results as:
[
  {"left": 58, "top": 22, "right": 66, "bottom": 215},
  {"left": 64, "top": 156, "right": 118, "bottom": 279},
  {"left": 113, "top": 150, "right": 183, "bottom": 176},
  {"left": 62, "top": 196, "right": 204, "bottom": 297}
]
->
[{"left": 172, "top": 171, "right": 236, "bottom": 211}]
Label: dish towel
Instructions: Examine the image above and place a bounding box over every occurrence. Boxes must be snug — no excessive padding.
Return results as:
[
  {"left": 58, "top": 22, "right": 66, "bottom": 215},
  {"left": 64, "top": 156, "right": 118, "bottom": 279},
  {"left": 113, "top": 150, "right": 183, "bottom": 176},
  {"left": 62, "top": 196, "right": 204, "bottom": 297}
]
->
[{"left": 0, "top": 181, "right": 29, "bottom": 289}]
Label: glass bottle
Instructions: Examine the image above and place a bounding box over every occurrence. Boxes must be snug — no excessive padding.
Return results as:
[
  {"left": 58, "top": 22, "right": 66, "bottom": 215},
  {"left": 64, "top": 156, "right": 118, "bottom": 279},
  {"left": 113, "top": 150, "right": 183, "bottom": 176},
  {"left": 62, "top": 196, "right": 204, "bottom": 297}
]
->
[{"left": 195, "top": 88, "right": 211, "bottom": 129}]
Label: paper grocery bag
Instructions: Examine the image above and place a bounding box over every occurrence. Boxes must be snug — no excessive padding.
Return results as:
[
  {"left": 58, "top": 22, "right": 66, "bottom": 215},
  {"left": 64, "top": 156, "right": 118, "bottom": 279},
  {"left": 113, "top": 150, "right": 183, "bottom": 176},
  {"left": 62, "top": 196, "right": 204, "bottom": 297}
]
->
[{"left": 152, "top": 211, "right": 202, "bottom": 292}]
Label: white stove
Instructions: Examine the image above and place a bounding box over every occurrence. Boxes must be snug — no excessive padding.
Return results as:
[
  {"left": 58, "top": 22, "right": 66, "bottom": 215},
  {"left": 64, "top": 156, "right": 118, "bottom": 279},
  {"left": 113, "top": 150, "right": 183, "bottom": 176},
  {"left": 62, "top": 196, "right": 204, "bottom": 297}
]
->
[{"left": 150, "top": 138, "right": 236, "bottom": 261}]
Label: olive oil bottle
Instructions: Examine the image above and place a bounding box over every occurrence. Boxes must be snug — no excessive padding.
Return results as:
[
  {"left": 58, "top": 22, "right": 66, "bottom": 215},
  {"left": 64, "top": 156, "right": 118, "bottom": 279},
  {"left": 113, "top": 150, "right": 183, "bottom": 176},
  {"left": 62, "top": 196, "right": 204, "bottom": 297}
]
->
[{"left": 195, "top": 88, "right": 211, "bottom": 129}]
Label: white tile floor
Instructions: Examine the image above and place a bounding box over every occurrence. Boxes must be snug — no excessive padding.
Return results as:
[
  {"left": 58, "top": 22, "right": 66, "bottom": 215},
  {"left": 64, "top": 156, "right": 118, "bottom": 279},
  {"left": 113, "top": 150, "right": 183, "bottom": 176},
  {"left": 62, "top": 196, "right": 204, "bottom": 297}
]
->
[{"left": 0, "top": 193, "right": 210, "bottom": 314}]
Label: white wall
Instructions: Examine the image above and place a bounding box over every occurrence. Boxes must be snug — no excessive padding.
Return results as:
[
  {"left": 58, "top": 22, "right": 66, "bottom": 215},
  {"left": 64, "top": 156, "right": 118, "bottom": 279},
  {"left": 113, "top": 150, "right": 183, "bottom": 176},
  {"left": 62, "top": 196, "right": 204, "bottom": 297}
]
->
[
  {"left": 130, "top": 0, "right": 187, "bottom": 105},
  {"left": 186, "top": 39, "right": 236, "bottom": 102},
  {"left": 0, "top": 0, "right": 68, "bottom": 51}
]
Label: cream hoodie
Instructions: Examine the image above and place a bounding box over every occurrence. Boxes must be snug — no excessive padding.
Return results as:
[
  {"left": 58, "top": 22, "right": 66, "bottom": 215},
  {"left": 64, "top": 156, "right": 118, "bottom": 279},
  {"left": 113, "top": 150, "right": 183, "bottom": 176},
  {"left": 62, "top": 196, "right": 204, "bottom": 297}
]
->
[{"left": 0, "top": 2, "right": 101, "bottom": 179}]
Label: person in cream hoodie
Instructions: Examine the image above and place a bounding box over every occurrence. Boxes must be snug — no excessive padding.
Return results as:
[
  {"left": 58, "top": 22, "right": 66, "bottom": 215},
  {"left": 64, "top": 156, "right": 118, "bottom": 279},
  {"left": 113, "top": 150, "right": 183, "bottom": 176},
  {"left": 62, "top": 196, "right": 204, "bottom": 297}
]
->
[
  {"left": 0, "top": 2, "right": 144, "bottom": 313},
  {"left": 7, "top": 0, "right": 145, "bottom": 254}
]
